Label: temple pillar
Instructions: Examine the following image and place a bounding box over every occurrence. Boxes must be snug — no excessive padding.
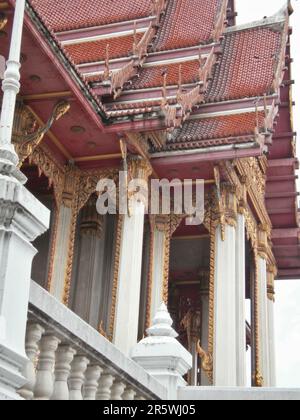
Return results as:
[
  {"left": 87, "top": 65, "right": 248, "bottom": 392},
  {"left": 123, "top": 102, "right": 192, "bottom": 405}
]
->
[
  {"left": 48, "top": 169, "right": 79, "bottom": 304},
  {"left": 235, "top": 202, "right": 247, "bottom": 386},
  {"left": 213, "top": 186, "right": 238, "bottom": 386},
  {"left": 149, "top": 215, "right": 170, "bottom": 323},
  {"left": 267, "top": 265, "right": 277, "bottom": 387},
  {"left": 71, "top": 196, "right": 105, "bottom": 330},
  {"left": 147, "top": 214, "right": 183, "bottom": 329},
  {"left": 113, "top": 157, "right": 152, "bottom": 355},
  {"left": 256, "top": 226, "right": 270, "bottom": 386}
]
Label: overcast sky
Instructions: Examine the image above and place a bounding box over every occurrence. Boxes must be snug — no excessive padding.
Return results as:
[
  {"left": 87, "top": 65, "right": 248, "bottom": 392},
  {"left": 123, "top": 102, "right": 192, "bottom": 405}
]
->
[{"left": 236, "top": 0, "right": 300, "bottom": 388}]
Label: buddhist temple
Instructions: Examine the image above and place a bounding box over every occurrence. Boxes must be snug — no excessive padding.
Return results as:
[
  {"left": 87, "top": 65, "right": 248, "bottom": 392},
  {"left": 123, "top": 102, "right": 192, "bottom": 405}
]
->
[{"left": 0, "top": 0, "right": 299, "bottom": 401}]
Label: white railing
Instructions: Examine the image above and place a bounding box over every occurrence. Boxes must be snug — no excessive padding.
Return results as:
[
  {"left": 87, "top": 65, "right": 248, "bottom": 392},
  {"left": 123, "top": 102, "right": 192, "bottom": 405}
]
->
[{"left": 19, "top": 281, "right": 167, "bottom": 401}]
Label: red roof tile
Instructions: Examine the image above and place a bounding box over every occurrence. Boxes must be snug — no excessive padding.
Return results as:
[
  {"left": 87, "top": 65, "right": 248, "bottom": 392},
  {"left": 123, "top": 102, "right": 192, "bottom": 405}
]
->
[
  {"left": 207, "top": 26, "right": 283, "bottom": 102},
  {"left": 64, "top": 33, "right": 143, "bottom": 65},
  {"left": 153, "top": 0, "right": 222, "bottom": 51},
  {"left": 29, "top": 0, "right": 152, "bottom": 32},
  {"left": 127, "top": 60, "right": 200, "bottom": 90},
  {"left": 160, "top": 111, "right": 265, "bottom": 150}
]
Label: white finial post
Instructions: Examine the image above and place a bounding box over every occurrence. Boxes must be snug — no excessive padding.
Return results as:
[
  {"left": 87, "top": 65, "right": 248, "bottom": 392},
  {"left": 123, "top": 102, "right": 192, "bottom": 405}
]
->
[
  {"left": 0, "top": 0, "right": 26, "bottom": 173},
  {"left": 0, "top": 1, "right": 50, "bottom": 400},
  {"left": 131, "top": 303, "right": 192, "bottom": 400}
]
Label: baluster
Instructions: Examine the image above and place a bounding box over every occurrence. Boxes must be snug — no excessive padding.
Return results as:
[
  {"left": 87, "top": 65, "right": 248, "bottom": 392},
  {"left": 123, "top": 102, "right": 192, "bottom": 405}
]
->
[
  {"left": 33, "top": 334, "right": 60, "bottom": 400},
  {"left": 51, "top": 345, "right": 76, "bottom": 400},
  {"left": 18, "top": 322, "right": 45, "bottom": 400},
  {"left": 68, "top": 355, "right": 89, "bottom": 400},
  {"left": 135, "top": 395, "right": 146, "bottom": 400},
  {"left": 111, "top": 380, "right": 126, "bottom": 400},
  {"left": 83, "top": 365, "right": 103, "bottom": 401},
  {"left": 122, "top": 387, "right": 136, "bottom": 401},
  {"left": 96, "top": 370, "right": 115, "bottom": 400}
]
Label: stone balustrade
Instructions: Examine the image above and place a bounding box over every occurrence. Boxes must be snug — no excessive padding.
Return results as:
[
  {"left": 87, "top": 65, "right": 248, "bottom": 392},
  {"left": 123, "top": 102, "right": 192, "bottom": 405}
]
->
[{"left": 18, "top": 281, "right": 167, "bottom": 401}]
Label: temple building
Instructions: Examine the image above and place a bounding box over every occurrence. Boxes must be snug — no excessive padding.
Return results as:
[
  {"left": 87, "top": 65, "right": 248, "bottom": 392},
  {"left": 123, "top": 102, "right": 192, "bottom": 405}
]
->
[{"left": 0, "top": 0, "right": 299, "bottom": 401}]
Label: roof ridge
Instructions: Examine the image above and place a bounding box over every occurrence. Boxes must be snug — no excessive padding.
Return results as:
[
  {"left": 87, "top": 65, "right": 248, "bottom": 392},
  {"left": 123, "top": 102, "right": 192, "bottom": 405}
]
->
[{"left": 225, "top": 1, "right": 290, "bottom": 34}]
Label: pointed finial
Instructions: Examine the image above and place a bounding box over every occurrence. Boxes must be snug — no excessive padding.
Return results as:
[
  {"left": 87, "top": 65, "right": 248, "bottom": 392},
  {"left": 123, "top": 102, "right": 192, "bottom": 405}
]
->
[
  {"left": 133, "top": 20, "right": 138, "bottom": 54},
  {"left": 104, "top": 44, "right": 110, "bottom": 79},
  {"left": 147, "top": 303, "right": 178, "bottom": 338},
  {"left": 161, "top": 70, "right": 168, "bottom": 107}
]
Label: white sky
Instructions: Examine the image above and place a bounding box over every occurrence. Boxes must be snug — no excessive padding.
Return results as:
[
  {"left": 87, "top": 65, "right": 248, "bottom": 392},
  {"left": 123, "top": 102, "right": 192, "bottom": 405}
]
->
[{"left": 237, "top": 0, "right": 300, "bottom": 388}]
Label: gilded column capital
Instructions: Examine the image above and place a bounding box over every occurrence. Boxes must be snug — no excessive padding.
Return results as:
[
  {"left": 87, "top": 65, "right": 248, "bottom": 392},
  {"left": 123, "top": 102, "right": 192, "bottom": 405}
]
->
[
  {"left": 267, "top": 264, "right": 277, "bottom": 302},
  {"left": 128, "top": 155, "right": 152, "bottom": 182},
  {"left": 80, "top": 196, "right": 104, "bottom": 238},
  {"left": 0, "top": 12, "right": 8, "bottom": 30},
  {"left": 257, "top": 224, "right": 270, "bottom": 260},
  {"left": 61, "top": 166, "right": 79, "bottom": 208},
  {"left": 237, "top": 178, "right": 248, "bottom": 215},
  {"left": 213, "top": 183, "right": 238, "bottom": 240},
  {"left": 149, "top": 214, "right": 170, "bottom": 233}
]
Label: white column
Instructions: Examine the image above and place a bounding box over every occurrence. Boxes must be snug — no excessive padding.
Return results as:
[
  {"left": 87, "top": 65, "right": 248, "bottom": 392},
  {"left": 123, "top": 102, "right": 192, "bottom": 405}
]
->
[
  {"left": 113, "top": 157, "right": 151, "bottom": 355},
  {"left": 0, "top": 0, "right": 25, "bottom": 169},
  {"left": 151, "top": 229, "right": 167, "bottom": 320},
  {"left": 50, "top": 204, "right": 73, "bottom": 300},
  {"left": 149, "top": 216, "right": 170, "bottom": 321},
  {"left": 257, "top": 256, "right": 270, "bottom": 386},
  {"left": 267, "top": 270, "right": 276, "bottom": 387},
  {"left": 235, "top": 213, "right": 247, "bottom": 386},
  {"left": 214, "top": 223, "right": 237, "bottom": 386}
]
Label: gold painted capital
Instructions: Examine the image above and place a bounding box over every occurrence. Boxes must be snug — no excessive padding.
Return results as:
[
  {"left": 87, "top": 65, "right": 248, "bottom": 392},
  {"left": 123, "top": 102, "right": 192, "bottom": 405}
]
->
[
  {"left": 150, "top": 214, "right": 170, "bottom": 233},
  {"left": 213, "top": 183, "right": 238, "bottom": 240},
  {"left": 257, "top": 224, "right": 270, "bottom": 260},
  {"left": 80, "top": 196, "right": 104, "bottom": 238},
  {"left": 267, "top": 265, "right": 276, "bottom": 302},
  {"left": 128, "top": 155, "right": 152, "bottom": 182},
  {"left": 0, "top": 12, "right": 7, "bottom": 30}
]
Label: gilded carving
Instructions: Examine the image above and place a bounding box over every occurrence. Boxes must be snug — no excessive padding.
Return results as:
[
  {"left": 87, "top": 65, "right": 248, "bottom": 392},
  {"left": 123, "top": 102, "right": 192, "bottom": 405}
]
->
[
  {"left": 28, "top": 144, "right": 65, "bottom": 207},
  {"left": 267, "top": 264, "right": 277, "bottom": 302},
  {"left": 145, "top": 225, "right": 155, "bottom": 331},
  {"left": 196, "top": 340, "right": 213, "bottom": 384},
  {"left": 0, "top": 12, "right": 8, "bottom": 30},
  {"left": 46, "top": 206, "right": 60, "bottom": 292},
  {"left": 80, "top": 195, "right": 104, "bottom": 238},
  {"left": 253, "top": 246, "right": 264, "bottom": 387},
  {"left": 13, "top": 100, "right": 70, "bottom": 166},
  {"left": 109, "top": 214, "right": 124, "bottom": 341}
]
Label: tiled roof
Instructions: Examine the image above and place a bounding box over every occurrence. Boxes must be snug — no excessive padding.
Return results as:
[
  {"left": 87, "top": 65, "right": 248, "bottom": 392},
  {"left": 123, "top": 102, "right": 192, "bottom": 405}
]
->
[
  {"left": 126, "top": 60, "right": 200, "bottom": 90},
  {"left": 64, "top": 33, "right": 143, "bottom": 65},
  {"left": 207, "top": 25, "right": 283, "bottom": 102},
  {"left": 29, "top": 0, "right": 152, "bottom": 31},
  {"left": 153, "top": 0, "right": 222, "bottom": 51},
  {"left": 158, "top": 111, "right": 265, "bottom": 150}
]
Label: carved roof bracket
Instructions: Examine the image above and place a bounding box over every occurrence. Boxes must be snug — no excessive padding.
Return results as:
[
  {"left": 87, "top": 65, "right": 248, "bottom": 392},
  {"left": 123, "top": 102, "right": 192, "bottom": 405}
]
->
[
  {"left": 12, "top": 100, "right": 70, "bottom": 167},
  {"left": 100, "top": 0, "right": 168, "bottom": 99}
]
